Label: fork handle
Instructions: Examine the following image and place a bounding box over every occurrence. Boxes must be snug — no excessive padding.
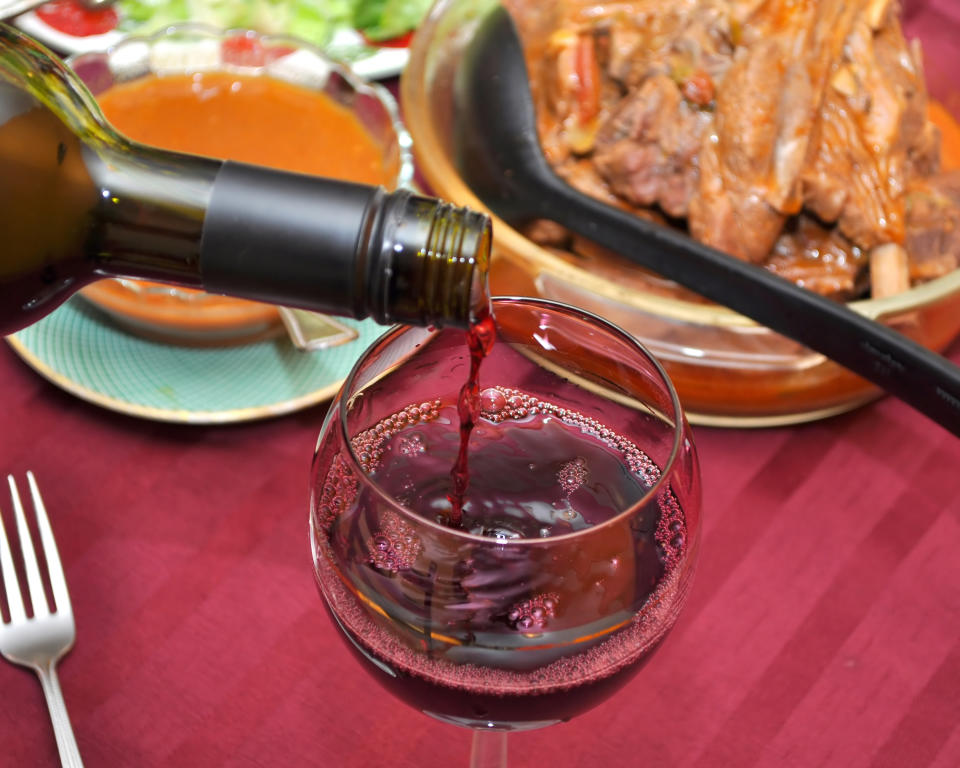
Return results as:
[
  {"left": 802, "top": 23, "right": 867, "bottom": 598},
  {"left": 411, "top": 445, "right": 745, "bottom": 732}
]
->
[{"left": 36, "top": 662, "right": 84, "bottom": 768}]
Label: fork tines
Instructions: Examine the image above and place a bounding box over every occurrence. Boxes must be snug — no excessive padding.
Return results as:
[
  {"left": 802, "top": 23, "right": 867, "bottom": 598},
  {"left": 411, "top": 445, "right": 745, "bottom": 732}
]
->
[{"left": 0, "top": 472, "right": 71, "bottom": 622}]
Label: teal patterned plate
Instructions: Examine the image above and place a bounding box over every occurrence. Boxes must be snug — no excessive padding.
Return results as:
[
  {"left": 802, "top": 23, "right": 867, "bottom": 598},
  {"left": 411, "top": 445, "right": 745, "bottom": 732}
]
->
[{"left": 6, "top": 298, "right": 385, "bottom": 424}]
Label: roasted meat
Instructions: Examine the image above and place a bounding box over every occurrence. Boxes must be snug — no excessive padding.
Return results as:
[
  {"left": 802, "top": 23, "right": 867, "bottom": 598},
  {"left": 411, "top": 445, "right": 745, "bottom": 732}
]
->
[
  {"left": 904, "top": 171, "right": 960, "bottom": 281},
  {"left": 506, "top": 0, "right": 959, "bottom": 298},
  {"left": 593, "top": 74, "right": 711, "bottom": 218}
]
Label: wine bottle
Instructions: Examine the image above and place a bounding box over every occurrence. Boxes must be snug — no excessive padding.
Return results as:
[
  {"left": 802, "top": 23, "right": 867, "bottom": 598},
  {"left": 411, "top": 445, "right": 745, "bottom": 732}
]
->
[{"left": 0, "top": 23, "right": 491, "bottom": 336}]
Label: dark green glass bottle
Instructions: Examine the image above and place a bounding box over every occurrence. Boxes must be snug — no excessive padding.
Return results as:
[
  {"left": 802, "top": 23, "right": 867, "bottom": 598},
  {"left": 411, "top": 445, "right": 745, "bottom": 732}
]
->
[{"left": 0, "top": 23, "right": 491, "bottom": 336}]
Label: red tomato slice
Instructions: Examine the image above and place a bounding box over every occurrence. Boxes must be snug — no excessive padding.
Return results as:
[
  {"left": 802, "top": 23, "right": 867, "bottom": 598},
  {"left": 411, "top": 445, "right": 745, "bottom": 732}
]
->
[
  {"left": 359, "top": 30, "right": 414, "bottom": 49},
  {"left": 221, "top": 36, "right": 267, "bottom": 67},
  {"left": 221, "top": 36, "right": 295, "bottom": 67},
  {"left": 36, "top": 0, "right": 119, "bottom": 37}
]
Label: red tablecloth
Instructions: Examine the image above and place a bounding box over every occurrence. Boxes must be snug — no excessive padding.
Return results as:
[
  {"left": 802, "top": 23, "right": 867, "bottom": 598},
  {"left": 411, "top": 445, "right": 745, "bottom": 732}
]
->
[
  {"left": 1, "top": 329, "right": 959, "bottom": 767},
  {"left": 3, "top": 0, "right": 960, "bottom": 761}
]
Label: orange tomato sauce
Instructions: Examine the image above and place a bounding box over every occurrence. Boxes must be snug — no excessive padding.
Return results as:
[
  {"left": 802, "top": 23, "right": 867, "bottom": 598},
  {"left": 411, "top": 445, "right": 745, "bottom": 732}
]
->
[{"left": 97, "top": 71, "right": 397, "bottom": 185}]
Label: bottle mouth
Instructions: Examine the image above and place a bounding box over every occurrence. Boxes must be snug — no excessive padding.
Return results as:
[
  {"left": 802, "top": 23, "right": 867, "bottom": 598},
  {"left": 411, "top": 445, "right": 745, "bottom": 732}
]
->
[
  {"left": 467, "top": 216, "right": 493, "bottom": 325},
  {"left": 376, "top": 191, "right": 493, "bottom": 329}
]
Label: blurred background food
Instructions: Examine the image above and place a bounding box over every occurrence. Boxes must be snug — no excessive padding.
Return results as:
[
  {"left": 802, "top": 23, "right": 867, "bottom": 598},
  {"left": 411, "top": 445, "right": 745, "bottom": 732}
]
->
[
  {"left": 20, "top": 0, "right": 430, "bottom": 71},
  {"left": 110, "top": 0, "right": 432, "bottom": 44}
]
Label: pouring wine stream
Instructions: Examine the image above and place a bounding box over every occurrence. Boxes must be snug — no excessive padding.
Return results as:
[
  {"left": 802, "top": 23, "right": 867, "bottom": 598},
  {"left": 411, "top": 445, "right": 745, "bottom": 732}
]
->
[{"left": 452, "top": 5, "right": 960, "bottom": 439}]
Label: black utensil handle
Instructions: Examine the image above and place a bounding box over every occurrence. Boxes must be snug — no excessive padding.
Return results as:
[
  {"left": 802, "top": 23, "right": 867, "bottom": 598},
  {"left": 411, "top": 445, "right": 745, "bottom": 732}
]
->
[{"left": 537, "top": 176, "right": 960, "bottom": 436}]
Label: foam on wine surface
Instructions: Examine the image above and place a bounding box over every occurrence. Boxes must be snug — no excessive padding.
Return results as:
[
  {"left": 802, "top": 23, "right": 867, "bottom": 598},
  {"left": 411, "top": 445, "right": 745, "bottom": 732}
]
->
[{"left": 353, "top": 386, "right": 668, "bottom": 542}]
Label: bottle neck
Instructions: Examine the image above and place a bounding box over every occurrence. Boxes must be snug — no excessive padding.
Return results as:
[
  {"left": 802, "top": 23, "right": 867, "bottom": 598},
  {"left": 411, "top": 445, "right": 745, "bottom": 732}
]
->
[{"left": 90, "top": 138, "right": 220, "bottom": 288}]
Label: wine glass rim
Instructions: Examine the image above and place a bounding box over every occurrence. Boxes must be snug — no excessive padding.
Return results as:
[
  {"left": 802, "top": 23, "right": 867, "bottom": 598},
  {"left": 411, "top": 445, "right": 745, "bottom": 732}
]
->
[{"left": 336, "top": 296, "right": 689, "bottom": 545}]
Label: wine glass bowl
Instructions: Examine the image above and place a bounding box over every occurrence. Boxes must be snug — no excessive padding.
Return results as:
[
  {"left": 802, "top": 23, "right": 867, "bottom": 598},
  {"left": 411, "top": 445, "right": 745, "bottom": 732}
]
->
[{"left": 310, "top": 298, "right": 700, "bottom": 738}]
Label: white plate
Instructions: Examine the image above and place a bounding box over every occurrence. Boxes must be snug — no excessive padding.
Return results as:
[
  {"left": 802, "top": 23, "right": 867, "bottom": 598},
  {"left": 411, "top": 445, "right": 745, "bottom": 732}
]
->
[{"left": 15, "top": 11, "right": 410, "bottom": 79}]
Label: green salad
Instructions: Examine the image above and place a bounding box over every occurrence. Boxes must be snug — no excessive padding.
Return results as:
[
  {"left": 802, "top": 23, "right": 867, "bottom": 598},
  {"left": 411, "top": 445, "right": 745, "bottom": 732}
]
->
[{"left": 116, "top": 0, "right": 433, "bottom": 47}]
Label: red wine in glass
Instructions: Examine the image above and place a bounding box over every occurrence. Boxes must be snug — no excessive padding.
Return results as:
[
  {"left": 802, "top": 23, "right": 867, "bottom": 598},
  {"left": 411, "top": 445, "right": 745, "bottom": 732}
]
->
[{"left": 318, "top": 392, "right": 687, "bottom": 726}]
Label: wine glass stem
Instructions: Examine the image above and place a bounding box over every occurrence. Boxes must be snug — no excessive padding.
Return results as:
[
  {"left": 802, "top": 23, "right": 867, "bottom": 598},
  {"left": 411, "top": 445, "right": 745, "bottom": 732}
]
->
[{"left": 470, "top": 730, "right": 507, "bottom": 768}]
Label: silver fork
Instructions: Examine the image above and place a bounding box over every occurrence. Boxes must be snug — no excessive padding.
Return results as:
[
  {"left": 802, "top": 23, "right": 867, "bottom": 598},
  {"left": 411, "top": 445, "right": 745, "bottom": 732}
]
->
[{"left": 0, "top": 472, "right": 83, "bottom": 768}]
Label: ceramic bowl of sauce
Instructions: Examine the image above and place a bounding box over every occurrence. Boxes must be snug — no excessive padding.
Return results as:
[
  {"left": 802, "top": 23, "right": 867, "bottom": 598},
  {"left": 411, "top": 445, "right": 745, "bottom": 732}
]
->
[{"left": 69, "top": 24, "right": 413, "bottom": 344}]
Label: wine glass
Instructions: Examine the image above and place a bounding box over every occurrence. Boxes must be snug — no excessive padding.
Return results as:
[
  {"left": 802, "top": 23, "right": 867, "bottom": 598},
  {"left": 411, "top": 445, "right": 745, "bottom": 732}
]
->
[{"left": 309, "top": 297, "right": 701, "bottom": 767}]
